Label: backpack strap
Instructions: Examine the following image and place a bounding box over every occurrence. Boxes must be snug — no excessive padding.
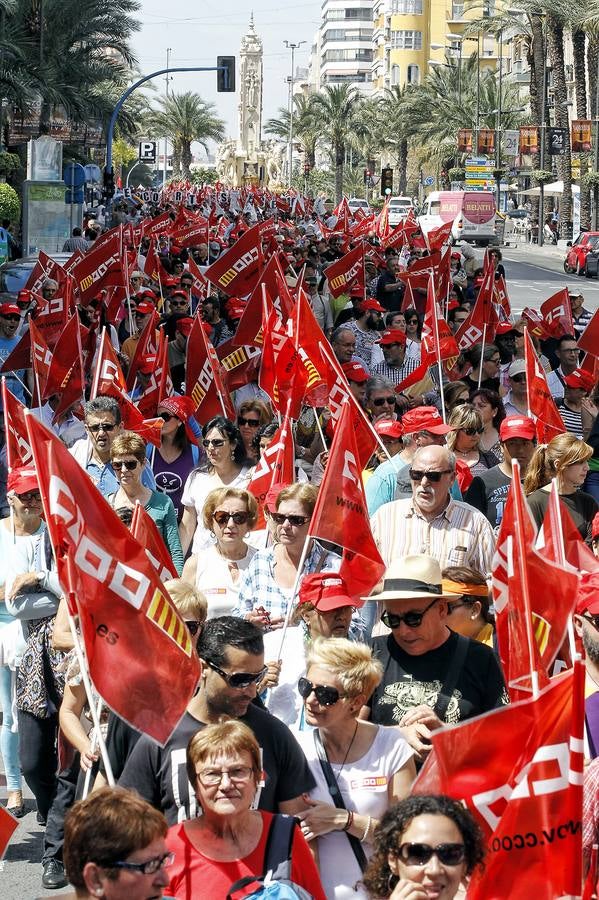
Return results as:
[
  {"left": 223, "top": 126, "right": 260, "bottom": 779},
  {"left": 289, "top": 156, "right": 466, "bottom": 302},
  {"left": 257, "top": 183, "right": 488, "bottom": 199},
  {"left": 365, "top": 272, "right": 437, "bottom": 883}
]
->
[
  {"left": 433, "top": 633, "right": 469, "bottom": 721},
  {"left": 225, "top": 815, "right": 296, "bottom": 899}
]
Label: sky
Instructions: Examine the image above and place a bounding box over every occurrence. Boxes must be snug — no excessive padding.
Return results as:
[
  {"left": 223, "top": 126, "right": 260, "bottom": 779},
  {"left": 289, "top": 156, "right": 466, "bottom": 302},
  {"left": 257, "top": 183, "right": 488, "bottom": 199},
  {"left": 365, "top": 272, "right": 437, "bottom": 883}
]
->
[{"left": 130, "top": 0, "right": 322, "bottom": 156}]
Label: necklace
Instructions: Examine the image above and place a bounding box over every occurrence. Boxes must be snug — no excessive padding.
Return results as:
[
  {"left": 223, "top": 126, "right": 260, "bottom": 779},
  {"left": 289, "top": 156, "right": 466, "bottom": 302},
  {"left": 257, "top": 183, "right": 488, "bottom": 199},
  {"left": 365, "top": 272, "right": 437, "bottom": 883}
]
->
[{"left": 327, "top": 720, "right": 359, "bottom": 775}]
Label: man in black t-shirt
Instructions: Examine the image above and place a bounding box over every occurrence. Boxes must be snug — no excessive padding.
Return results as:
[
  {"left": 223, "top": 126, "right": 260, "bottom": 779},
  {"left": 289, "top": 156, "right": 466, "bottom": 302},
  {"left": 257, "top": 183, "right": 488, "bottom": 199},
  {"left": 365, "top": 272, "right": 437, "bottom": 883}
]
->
[
  {"left": 118, "top": 617, "right": 315, "bottom": 825},
  {"left": 365, "top": 556, "right": 507, "bottom": 760}
]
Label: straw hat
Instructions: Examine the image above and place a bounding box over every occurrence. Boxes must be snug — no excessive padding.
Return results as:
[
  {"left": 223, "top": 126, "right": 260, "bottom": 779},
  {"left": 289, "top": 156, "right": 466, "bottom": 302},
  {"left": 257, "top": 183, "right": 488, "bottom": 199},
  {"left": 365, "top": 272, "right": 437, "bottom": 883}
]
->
[{"left": 363, "top": 555, "right": 461, "bottom": 602}]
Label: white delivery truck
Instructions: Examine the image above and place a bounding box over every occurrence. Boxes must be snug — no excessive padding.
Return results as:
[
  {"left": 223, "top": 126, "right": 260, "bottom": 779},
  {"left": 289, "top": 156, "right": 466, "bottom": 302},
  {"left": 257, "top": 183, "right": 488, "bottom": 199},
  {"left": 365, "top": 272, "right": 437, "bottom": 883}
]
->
[{"left": 418, "top": 190, "right": 497, "bottom": 245}]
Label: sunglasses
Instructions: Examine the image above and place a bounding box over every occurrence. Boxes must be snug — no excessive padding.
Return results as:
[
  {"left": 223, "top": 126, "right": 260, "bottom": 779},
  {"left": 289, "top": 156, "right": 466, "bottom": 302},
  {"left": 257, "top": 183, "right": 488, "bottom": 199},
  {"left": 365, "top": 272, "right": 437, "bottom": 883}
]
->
[
  {"left": 461, "top": 427, "right": 484, "bottom": 436},
  {"left": 238, "top": 417, "right": 260, "bottom": 428},
  {"left": 159, "top": 412, "right": 179, "bottom": 422},
  {"left": 87, "top": 422, "right": 117, "bottom": 433},
  {"left": 396, "top": 842, "right": 466, "bottom": 867},
  {"left": 269, "top": 512, "right": 310, "bottom": 527},
  {"left": 298, "top": 676, "right": 345, "bottom": 707},
  {"left": 372, "top": 396, "right": 396, "bottom": 407},
  {"left": 213, "top": 510, "right": 250, "bottom": 526},
  {"left": 381, "top": 597, "right": 439, "bottom": 629},
  {"left": 16, "top": 491, "right": 41, "bottom": 503},
  {"left": 185, "top": 620, "right": 202, "bottom": 636},
  {"left": 204, "top": 658, "right": 267, "bottom": 689},
  {"left": 202, "top": 438, "right": 226, "bottom": 448},
  {"left": 112, "top": 459, "right": 139, "bottom": 471},
  {"left": 1, "top": 314, "right": 20, "bottom": 322},
  {"left": 409, "top": 469, "right": 453, "bottom": 483},
  {"left": 511, "top": 373, "right": 526, "bottom": 383}
]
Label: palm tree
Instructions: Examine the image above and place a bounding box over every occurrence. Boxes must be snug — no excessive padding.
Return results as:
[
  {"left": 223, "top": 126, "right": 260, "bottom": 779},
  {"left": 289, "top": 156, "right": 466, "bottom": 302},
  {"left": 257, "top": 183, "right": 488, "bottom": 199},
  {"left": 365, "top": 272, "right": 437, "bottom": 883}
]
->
[
  {"left": 378, "top": 85, "right": 419, "bottom": 194},
  {"left": 264, "top": 94, "right": 319, "bottom": 168},
  {"left": 310, "top": 84, "right": 363, "bottom": 201},
  {"left": 146, "top": 92, "right": 225, "bottom": 177}
]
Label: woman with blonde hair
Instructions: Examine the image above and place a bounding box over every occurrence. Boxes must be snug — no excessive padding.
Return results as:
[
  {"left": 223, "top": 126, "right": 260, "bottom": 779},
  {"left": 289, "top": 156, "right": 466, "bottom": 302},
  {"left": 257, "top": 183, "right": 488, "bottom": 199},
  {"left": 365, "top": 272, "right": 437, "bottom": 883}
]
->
[
  {"left": 165, "top": 720, "right": 325, "bottom": 899},
  {"left": 296, "top": 638, "right": 415, "bottom": 900},
  {"left": 446, "top": 404, "right": 499, "bottom": 476},
  {"left": 524, "top": 432, "right": 597, "bottom": 540},
  {"left": 181, "top": 488, "right": 258, "bottom": 618}
]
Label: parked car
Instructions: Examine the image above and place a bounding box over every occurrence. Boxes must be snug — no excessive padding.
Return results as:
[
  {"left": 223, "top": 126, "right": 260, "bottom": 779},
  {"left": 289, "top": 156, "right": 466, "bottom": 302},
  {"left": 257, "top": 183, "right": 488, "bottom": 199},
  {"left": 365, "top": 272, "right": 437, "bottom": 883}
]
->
[
  {"left": 563, "top": 232, "right": 599, "bottom": 276},
  {"left": 0, "top": 253, "right": 71, "bottom": 300},
  {"left": 388, "top": 196, "right": 414, "bottom": 227},
  {"left": 347, "top": 197, "right": 371, "bottom": 215}
]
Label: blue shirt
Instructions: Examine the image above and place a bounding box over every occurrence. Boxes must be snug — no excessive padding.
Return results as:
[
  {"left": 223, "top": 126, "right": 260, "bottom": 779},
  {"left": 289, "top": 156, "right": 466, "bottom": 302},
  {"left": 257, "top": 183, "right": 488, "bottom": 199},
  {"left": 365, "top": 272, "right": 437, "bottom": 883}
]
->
[
  {"left": 366, "top": 453, "right": 462, "bottom": 517},
  {"left": 0, "top": 335, "right": 26, "bottom": 407},
  {"left": 86, "top": 459, "right": 156, "bottom": 496}
]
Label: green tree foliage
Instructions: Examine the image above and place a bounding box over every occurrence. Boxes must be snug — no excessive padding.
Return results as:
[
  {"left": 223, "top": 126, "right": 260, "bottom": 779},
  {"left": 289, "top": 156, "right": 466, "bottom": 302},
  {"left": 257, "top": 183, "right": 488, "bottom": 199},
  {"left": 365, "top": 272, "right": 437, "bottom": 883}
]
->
[
  {"left": 0, "top": 182, "right": 20, "bottom": 220},
  {"left": 146, "top": 92, "right": 225, "bottom": 178}
]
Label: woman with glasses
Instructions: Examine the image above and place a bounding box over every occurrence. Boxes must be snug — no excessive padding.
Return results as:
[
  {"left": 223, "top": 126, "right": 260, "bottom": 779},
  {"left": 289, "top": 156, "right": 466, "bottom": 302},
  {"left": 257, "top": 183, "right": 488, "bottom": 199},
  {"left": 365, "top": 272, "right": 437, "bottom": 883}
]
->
[
  {"left": 470, "top": 388, "right": 506, "bottom": 460},
  {"left": 443, "top": 381, "right": 470, "bottom": 415},
  {"left": 524, "top": 433, "right": 597, "bottom": 541},
  {"left": 462, "top": 344, "right": 502, "bottom": 394},
  {"left": 108, "top": 432, "right": 184, "bottom": 574},
  {"left": 446, "top": 405, "right": 498, "bottom": 477},
  {"left": 63, "top": 786, "right": 172, "bottom": 900},
  {"left": 363, "top": 794, "right": 485, "bottom": 899},
  {"left": 151, "top": 397, "right": 202, "bottom": 522},
  {"left": 165, "top": 720, "right": 325, "bottom": 900},
  {"left": 295, "top": 638, "right": 415, "bottom": 900},
  {"left": 441, "top": 566, "right": 495, "bottom": 648},
  {"left": 234, "top": 483, "right": 341, "bottom": 629},
  {"left": 181, "top": 488, "right": 258, "bottom": 618},
  {"left": 237, "top": 399, "right": 273, "bottom": 463},
  {"left": 179, "top": 416, "right": 251, "bottom": 556}
]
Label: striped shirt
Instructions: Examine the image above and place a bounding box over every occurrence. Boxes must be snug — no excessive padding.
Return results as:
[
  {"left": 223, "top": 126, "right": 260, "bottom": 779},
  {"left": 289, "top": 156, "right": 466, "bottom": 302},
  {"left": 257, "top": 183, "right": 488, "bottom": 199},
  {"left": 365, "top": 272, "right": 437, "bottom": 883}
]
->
[
  {"left": 370, "top": 496, "right": 496, "bottom": 576},
  {"left": 556, "top": 399, "right": 584, "bottom": 439},
  {"left": 371, "top": 356, "right": 421, "bottom": 385}
]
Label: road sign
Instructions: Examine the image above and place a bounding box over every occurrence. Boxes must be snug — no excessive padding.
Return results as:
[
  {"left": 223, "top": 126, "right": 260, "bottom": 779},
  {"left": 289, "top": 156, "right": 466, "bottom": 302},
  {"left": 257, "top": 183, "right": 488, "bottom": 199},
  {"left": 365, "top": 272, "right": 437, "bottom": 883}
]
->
[
  {"left": 63, "top": 162, "right": 86, "bottom": 189},
  {"left": 138, "top": 141, "right": 157, "bottom": 163},
  {"left": 65, "top": 188, "right": 85, "bottom": 205},
  {"left": 423, "top": 175, "right": 434, "bottom": 186}
]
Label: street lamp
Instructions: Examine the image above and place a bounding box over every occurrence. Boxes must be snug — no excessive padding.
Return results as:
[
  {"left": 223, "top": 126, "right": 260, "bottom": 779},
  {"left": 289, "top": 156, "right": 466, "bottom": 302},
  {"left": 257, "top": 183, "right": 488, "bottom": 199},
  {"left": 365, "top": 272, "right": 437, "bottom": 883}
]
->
[{"left": 284, "top": 40, "right": 306, "bottom": 189}]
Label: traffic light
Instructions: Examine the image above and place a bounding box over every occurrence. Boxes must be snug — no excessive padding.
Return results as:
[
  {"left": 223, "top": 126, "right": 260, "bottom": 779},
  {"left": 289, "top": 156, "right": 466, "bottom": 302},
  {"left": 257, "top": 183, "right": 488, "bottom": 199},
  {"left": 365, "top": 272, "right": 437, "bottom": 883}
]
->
[
  {"left": 363, "top": 168, "right": 372, "bottom": 184},
  {"left": 217, "top": 56, "right": 236, "bottom": 92},
  {"left": 103, "top": 168, "right": 115, "bottom": 199},
  {"left": 381, "top": 166, "right": 394, "bottom": 196}
]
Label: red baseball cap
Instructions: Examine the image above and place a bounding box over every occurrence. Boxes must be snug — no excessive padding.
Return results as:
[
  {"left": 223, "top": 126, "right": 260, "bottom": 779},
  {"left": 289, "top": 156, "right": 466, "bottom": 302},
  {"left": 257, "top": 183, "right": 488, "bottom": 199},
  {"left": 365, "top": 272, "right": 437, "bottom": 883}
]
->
[
  {"left": 564, "top": 370, "right": 596, "bottom": 393},
  {"left": 298, "top": 573, "right": 363, "bottom": 611},
  {"left": 342, "top": 361, "right": 369, "bottom": 384},
  {"left": 495, "top": 321, "right": 517, "bottom": 335},
  {"left": 0, "top": 303, "right": 20, "bottom": 316},
  {"left": 175, "top": 317, "right": 194, "bottom": 336},
  {"left": 360, "top": 298, "right": 385, "bottom": 313},
  {"left": 170, "top": 290, "right": 189, "bottom": 301},
  {"left": 577, "top": 571, "right": 599, "bottom": 615},
  {"left": 140, "top": 289, "right": 157, "bottom": 302},
  {"left": 138, "top": 355, "right": 156, "bottom": 375},
  {"left": 375, "top": 418, "right": 403, "bottom": 439},
  {"left": 400, "top": 406, "right": 451, "bottom": 435},
  {"left": 158, "top": 395, "right": 199, "bottom": 445},
  {"left": 163, "top": 276, "right": 179, "bottom": 287},
  {"left": 378, "top": 329, "right": 407, "bottom": 346},
  {"left": 7, "top": 466, "right": 39, "bottom": 494},
  {"left": 499, "top": 415, "right": 536, "bottom": 442},
  {"left": 135, "top": 300, "right": 155, "bottom": 315}
]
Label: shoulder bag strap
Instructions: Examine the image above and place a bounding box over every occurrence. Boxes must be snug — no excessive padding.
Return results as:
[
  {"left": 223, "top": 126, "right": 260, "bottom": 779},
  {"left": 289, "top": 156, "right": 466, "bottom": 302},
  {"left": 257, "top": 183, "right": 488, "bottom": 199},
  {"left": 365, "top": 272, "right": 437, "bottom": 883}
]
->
[
  {"left": 433, "top": 633, "right": 470, "bottom": 722},
  {"left": 313, "top": 729, "right": 368, "bottom": 873}
]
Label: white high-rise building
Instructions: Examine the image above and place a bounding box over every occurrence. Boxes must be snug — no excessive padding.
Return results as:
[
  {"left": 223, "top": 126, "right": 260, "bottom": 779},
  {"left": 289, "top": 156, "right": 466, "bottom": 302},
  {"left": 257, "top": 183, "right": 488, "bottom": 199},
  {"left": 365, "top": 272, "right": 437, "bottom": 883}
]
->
[{"left": 314, "top": 0, "right": 375, "bottom": 93}]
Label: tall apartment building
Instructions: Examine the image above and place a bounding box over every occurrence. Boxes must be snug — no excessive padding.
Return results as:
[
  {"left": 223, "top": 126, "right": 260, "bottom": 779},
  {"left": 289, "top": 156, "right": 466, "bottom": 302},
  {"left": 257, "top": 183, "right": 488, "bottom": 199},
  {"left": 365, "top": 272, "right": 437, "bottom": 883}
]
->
[{"left": 309, "top": 0, "right": 375, "bottom": 93}]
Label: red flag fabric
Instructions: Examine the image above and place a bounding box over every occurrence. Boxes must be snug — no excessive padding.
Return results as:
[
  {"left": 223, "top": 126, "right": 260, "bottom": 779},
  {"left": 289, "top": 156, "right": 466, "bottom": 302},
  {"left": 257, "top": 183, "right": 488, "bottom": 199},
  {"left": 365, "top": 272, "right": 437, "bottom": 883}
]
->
[
  {"left": 424, "top": 220, "right": 453, "bottom": 253},
  {"left": 216, "top": 339, "right": 261, "bottom": 393},
  {"left": 259, "top": 301, "right": 308, "bottom": 418},
  {"left": 125, "top": 312, "right": 159, "bottom": 391},
  {"left": 319, "top": 341, "right": 377, "bottom": 469},
  {"left": 26, "top": 414, "right": 200, "bottom": 744},
  {"left": 247, "top": 410, "right": 295, "bottom": 530},
  {"left": 421, "top": 275, "right": 459, "bottom": 362},
  {"left": 25, "top": 250, "right": 68, "bottom": 294},
  {"left": 233, "top": 254, "right": 292, "bottom": 347},
  {"left": 0, "top": 805, "right": 18, "bottom": 861},
  {"left": 454, "top": 267, "right": 498, "bottom": 352},
  {"left": 136, "top": 330, "right": 172, "bottom": 419},
  {"left": 494, "top": 274, "right": 512, "bottom": 321},
  {"left": 131, "top": 502, "right": 178, "bottom": 581},
  {"left": 536, "top": 481, "right": 599, "bottom": 575},
  {"left": 42, "top": 314, "right": 85, "bottom": 401},
  {"left": 2, "top": 381, "right": 33, "bottom": 468},
  {"left": 540, "top": 288, "right": 574, "bottom": 339},
  {"left": 414, "top": 663, "right": 585, "bottom": 900},
  {"left": 33, "top": 280, "right": 73, "bottom": 348},
  {"left": 71, "top": 231, "right": 124, "bottom": 305},
  {"left": 308, "top": 402, "right": 385, "bottom": 600},
  {"left": 578, "top": 308, "right": 599, "bottom": 357},
  {"left": 204, "top": 220, "right": 267, "bottom": 297},
  {"left": 289, "top": 287, "right": 329, "bottom": 407},
  {"left": 186, "top": 255, "right": 209, "bottom": 300},
  {"left": 524, "top": 329, "right": 566, "bottom": 443},
  {"left": 29, "top": 318, "right": 53, "bottom": 405},
  {"left": 323, "top": 243, "right": 364, "bottom": 299},
  {"left": 186, "top": 315, "right": 235, "bottom": 422}
]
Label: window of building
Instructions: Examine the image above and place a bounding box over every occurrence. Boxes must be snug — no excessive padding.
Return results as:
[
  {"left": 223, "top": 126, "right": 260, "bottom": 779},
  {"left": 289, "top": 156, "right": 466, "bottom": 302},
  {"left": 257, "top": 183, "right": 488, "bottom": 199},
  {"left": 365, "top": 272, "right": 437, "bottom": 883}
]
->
[
  {"left": 407, "top": 63, "right": 419, "bottom": 83},
  {"left": 392, "top": 0, "right": 423, "bottom": 13},
  {"left": 345, "top": 6, "right": 373, "bottom": 18},
  {"left": 391, "top": 63, "right": 400, "bottom": 85},
  {"left": 390, "top": 30, "right": 422, "bottom": 49},
  {"left": 451, "top": 1, "right": 464, "bottom": 18}
]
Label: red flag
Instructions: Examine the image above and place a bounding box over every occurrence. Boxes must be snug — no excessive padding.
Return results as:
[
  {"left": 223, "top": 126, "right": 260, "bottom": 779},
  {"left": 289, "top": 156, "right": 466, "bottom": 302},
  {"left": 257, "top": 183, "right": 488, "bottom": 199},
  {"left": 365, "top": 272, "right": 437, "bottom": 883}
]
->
[
  {"left": 170, "top": 213, "right": 209, "bottom": 249},
  {"left": 186, "top": 255, "right": 209, "bottom": 300},
  {"left": 186, "top": 315, "right": 235, "bottom": 421},
  {"left": 524, "top": 329, "right": 566, "bottom": 443},
  {"left": 71, "top": 231, "right": 124, "bottom": 305},
  {"left": 29, "top": 318, "right": 53, "bottom": 405},
  {"left": 423, "top": 220, "right": 453, "bottom": 253},
  {"left": 536, "top": 481, "right": 599, "bottom": 575},
  {"left": 319, "top": 342, "right": 377, "bottom": 469},
  {"left": 308, "top": 401, "right": 384, "bottom": 600},
  {"left": 142, "top": 211, "right": 172, "bottom": 238},
  {"left": 42, "top": 314, "right": 85, "bottom": 401},
  {"left": 289, "top": 287, "right": 329, "bottom": 407},
  {"left": 233, "top": 255, "right": 294, "bottom": 347},
  {"left": 26, "top": 414, "right": 200, "bottom": 744},
  {"left": 204, "top": 219, "right": 268, "bottom": 297},
  {"left": 2, "top": 380, "right": 33, "bottom": 468},
  {"left": 0, "top": 805, "right": 18, "bottom": 861},
  {"left": 259, "top": 298, "right": 308, "bottom": 418},
  {"left": 454, "top": 266, "right": 498, "bottom": 352},
  {"left": 33, "top": 280, "right": 73, "bottom": 348},
  {"left": 421, "top": 274, "right": 459, "bottom": 361},
  {"left": 131, "top": 502, "right": 178, "bottom": 581},
  {"left": 540, "top": 287, "right": 574, "bottom": 339},
  {"left": 494, "top": 274, "right": 512, "bottom": 321},
  {"left": 324, "top": 243, "right": 364, "bottom": 299},
  {"left": 136, "top": 330, "right": 172, "bottom": 419},
  {"left": 125, "top": 312, "right": 159, "bottom": 391},
  {"left": 414, "top": 664, "right": 585, "bottom": 900},
  {"left": 578, "top": 308, "right": 599, "bottom": 357},
  {"left": 25, "top": 250, "right": 68, "bottom": 294},
  {"left": 247, "top": 409, "right": 295, "bottom": 530}
]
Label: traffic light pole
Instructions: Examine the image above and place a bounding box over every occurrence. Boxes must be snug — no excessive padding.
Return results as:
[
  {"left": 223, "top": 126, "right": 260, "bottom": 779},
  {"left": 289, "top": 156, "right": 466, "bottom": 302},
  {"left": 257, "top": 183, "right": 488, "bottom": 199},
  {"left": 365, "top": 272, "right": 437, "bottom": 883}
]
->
[{"left": 104, "top": 63, "right": 232, "bottom": 213}]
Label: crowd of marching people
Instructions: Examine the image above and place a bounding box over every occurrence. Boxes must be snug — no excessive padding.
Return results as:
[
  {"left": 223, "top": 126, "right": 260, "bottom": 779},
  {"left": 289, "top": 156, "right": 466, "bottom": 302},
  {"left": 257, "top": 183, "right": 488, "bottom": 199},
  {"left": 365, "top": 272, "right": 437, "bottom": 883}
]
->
[{"left": 0, "top": 186, "right": 599, "bottom": 898}]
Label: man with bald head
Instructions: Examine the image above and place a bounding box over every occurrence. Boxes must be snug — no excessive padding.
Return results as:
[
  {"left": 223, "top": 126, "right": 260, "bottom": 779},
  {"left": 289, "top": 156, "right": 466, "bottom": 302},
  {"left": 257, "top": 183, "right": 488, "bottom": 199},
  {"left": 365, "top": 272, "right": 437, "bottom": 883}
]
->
[{"left": 370, "top": 444, "right": 496, "bottom": 575}]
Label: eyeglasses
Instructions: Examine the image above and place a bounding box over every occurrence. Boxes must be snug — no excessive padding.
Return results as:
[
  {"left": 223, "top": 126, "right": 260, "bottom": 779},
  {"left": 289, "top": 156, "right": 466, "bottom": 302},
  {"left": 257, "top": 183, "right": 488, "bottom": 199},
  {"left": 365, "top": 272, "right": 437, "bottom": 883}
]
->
[
  {"left": 109, "top": 851, "right": 175, "bottom": 876},
  {"left": 16, "top": 491, "right": 41, "bottom": 503},
  {"left": 185, "top": 620, "right": 203, "bottom": 636},
  {"left": 159, "top": 412, "right": 179, "bottom": 422},
  {"left": 446, "top": 598, "right": 474, "bottom": 615},
  {"left": 203, "top": 658, "right": 267, "bottom": 689},
  {"left": 396, "top": 842, "right": 466, "bottom": 867},
  {"left": 381, "top": 598, "right": 440, "bottom": 630},
  {"left": 511, "top": 373, "right": 526, "bottom": 383},
  {"left": 170, "top": 300, "right": 188, "bottom": 307},
  {"left": 87, "top": 422, "right": 117, "bottom": 434},
  {"left": 238, "top": 417, "right": 260, "bottom": 428},
  {"left": 298, "top": 676, "right": 345, "bottom": 707},
  {"left": 582, "top": 614, "right": 599, "bottom": 631},
  {"left": 112, "top": 459, "right": 139, "bottom": 471},
  {"left": 372, "top": 396, "right": 396, "bottom": 407},
  {"left": 488, "top": 357, "right": 501, "bottom": 365},
  {"left": 269, "top": 512, "right": 310, "bottom": 527},
  {"left": 460, "top": 427, "right": 484, "bottom": 436},
  {"left": 197, "top": 765, "right": 255, "bottom": 787},
  {"left": 202, "top": 438, "right": 226, "bottom": 448},
  {"left": 409, "top": 469, "right": 453, "bottom": 483},
  {"left": 213, "top": 510, "right": 250, "bottom": 526}
]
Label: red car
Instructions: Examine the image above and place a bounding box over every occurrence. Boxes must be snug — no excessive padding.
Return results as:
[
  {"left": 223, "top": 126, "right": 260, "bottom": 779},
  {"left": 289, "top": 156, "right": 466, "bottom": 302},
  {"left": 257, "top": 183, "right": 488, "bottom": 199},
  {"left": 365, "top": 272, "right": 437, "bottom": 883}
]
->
[{"left": 564, "top": 231, "right": 599, "bottom": 276}]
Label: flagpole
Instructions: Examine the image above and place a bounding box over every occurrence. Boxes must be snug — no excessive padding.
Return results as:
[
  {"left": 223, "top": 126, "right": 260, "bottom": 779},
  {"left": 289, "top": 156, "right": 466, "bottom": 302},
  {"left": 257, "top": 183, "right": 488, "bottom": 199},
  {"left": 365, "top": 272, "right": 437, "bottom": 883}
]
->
[
  {"left": 314, "top": 412, "right": 327, "bottom": 452},
  {"left": 550, "top": 478, "right": 581, "bottom": 663},
  {"left": 477, "top": 323, "right": 487, "bottom": 390},
  {"left": 512, "top": 460, "right": 540, "bottom": 700},
  {"left": 274, "top": 533, "right": 311, "bottom": 663},
  {"left": 10, "top": 371, "right": 32, "bottom": 399},
  {"left": 82, "top": 695, "right": 104, "bottom": 799},
  {"left": 523, "top": 326, "right": 532, "bottom": 418}
]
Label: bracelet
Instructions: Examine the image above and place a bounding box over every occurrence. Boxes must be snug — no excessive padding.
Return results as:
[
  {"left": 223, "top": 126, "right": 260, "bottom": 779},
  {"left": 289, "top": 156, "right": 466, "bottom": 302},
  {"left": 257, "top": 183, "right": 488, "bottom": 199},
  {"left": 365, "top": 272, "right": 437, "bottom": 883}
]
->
[
  {"left": 362, "top": 816, "right": 373, "bottom": 843},
  {"left": 343, "top": 810, "right": 353, "bottom": 832}
]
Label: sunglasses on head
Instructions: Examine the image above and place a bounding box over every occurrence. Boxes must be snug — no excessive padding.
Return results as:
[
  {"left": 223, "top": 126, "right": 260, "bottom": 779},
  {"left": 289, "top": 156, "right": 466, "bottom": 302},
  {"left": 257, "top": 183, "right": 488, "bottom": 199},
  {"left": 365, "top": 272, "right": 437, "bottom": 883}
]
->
[
  {"left": 87, "top": 422, "right": 117, "bottom": 433},
  {"left": 238, "top": 416, "right": 260, "bottom": 428},
  {"left": 202, "top": 438, "right": 226, "bottom": 448},
  {"left": 373, "top": 396, "right": 396, "bottom": 407},
  {"left": 269, "top": 512, "right": 310, "bottom": 527},
  {"left": 16, "top": 490, "right": 41, "bottom": 503},
  {"left": 397, "top": 842, "right": 466, "bottom": 867},
  {"left": 112, "top": 459, "right": 139, "bottom": 471},
  {"left": 298, "top": 676, "right": 345, "bottom": 707},
  {"left": 409, "top": 469, "right": 453, "bottom": 483},
  {"left": 381, "top": 597, "right": 439, "bottom": 629},
  {"left": 213, "top": 510, "right": 250, "bottom": 526},
  {"left": 461, "top": 427, "right": 484, "bottom": 436},
  {"left": 204, "top": 658, "right": 267, "bottom": 689}
]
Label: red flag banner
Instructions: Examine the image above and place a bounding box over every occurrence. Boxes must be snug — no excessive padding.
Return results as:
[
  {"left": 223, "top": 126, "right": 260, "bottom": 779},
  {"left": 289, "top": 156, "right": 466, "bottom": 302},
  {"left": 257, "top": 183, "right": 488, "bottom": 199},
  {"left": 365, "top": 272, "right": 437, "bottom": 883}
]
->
[
  {"left": 421, "top": 275, "right": 459, "bottom": 362},
  {"left": 186, "top": 316, "right": 235, "bottom": 421},
  {"left": 71, "top": 231, "right": 124, "bottom": 305},
  {"left": 577, "top": 308, "right": 599, "bottom": 357},
  {"left": 540, "top": 288, "right": 574, "bottom": 339},
  {"left": 216, "top": 339, "right": 262, "bottom": 393},
  {"left": 25, "top": 250, "right": 68, "bottom": 294},
  {"left": 247, "top": 410, "right": 295, "bottom": 530},
  {"left": 0, "top": 805, "right": 18, "bottom": 861},
  {"left": 204, "top": 219, "right": 268, "bottom": 297},
  {"left": 324, "top": 243, "right": 364, "bottom": 299},
  {"left": 319, "top": 342, "right": 377, "bottom": 469},
  {"left": 524, "top": 329, "right": 566, "bottom": 443},
  {"left": 26, "top": 414, "right": 200, "bottom": 744},
  {"left": 2, "top": 380, "right": 33, "bottom": 468},
  {"left": 131, "top": 502, "right": 178, "bottom": 582},
  {"left": 454, "top": 267, "right": 498, "bottom": 352},
  {"left": 259, "top": 301, "right": 308, "bottom": 418}
]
